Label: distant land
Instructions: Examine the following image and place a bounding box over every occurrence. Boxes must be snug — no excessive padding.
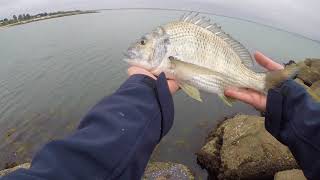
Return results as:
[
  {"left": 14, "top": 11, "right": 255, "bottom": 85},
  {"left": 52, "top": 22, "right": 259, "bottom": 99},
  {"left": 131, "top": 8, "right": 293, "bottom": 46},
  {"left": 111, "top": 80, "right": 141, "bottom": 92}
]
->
[{"left": 0, "top": 10, "right": 98, "bottom": 28}]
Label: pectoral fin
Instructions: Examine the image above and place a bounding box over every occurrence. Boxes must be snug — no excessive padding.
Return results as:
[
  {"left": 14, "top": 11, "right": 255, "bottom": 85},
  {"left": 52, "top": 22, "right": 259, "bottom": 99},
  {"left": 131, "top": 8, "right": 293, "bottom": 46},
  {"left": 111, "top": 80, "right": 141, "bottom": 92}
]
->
[
  {"left": 180, "top": 83, "right": 202, "bottom": 102},
  {"left": 219, "top": 94, "right": 235, "bottom": 107},
  {"left": 169, "top": 56, "right": 216, "bottom": 75}
]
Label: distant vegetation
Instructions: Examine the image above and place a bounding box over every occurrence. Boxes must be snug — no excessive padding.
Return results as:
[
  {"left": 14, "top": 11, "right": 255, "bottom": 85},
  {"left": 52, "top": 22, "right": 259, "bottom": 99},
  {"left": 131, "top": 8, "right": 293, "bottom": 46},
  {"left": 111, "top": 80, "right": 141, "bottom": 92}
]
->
[{"left": 0, "top": 10, "right": 98, "bottom": 27}]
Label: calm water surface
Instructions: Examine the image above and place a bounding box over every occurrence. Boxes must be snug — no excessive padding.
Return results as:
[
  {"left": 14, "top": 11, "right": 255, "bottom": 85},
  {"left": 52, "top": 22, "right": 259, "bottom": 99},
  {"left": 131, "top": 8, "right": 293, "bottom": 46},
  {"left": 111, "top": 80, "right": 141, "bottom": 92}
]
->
[{"left": 0, "top": 9, "right": 320, "bottom": 178}]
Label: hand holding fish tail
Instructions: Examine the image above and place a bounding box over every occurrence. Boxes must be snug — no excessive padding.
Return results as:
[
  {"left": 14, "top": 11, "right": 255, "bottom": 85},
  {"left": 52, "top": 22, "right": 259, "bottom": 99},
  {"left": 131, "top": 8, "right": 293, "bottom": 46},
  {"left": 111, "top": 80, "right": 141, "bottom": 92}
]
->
[
  {"left": 127, "top": 66, "right": 179, "bottom": 94},
  {"left": 224, "top": 51, "right": 284, "bottom": 111}
]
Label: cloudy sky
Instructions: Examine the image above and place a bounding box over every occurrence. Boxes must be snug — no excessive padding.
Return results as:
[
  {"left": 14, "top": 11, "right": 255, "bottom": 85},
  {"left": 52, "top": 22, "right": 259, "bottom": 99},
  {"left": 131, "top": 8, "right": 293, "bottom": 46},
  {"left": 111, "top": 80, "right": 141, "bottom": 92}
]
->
[{"left": 0, "top": 0, "right": 319, "bottom": 41}]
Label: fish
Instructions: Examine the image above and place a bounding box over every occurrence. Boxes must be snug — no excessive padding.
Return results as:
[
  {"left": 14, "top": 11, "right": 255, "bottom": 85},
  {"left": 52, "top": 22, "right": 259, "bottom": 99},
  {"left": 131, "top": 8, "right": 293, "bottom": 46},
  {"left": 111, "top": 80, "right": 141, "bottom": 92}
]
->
[{"left": 123, "top": 12, "right": 298, "bottom": 106}]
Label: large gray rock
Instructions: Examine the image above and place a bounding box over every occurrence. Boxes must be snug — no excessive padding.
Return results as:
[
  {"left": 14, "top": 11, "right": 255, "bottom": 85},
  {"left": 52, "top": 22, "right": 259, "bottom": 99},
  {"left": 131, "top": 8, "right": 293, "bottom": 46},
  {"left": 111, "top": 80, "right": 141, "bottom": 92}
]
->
[
  {"left": 274, "top": 169, "right": 306, "bottom": 180},
  {"left": 197, "top": 115, "right": 298, "bottom": 179},
  {"left": 0, "top": 163, "right": 30, "bottom": 177},
  {"left": 143, "top": 162, "right": 194, "bottom": 180}
]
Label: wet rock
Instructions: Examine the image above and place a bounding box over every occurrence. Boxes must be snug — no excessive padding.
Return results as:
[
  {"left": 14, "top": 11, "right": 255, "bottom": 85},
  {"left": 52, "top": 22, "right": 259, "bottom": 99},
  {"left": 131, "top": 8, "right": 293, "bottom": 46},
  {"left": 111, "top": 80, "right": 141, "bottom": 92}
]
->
[
  {"left": 296, "top": 59, "right": 320, "bottom": 86},
  {"left": 197, "top": 128, "right": 223, "bottom": 179},
  {"left": 274, "top": 169, "right": 306, "bottom": 180},
  {"left": 143, "top": 162, "right": 194, "bottom": 180},
  {"left": 197, "top": 114, "right": 298, "bottom": 179},
  {"left": 0, "top": 163, "right": 30, "bottom": 177}
]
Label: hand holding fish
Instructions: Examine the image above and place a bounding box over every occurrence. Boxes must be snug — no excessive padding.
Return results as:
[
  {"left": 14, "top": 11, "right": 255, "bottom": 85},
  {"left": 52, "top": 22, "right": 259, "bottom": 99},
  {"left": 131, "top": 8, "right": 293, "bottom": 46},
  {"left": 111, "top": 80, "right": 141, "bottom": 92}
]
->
[
  {"left": 225, "top": 52, "right": 284, "bottom": 111},
  {"left": 127, "top": 66, "right": 179, "bottom": 94}
]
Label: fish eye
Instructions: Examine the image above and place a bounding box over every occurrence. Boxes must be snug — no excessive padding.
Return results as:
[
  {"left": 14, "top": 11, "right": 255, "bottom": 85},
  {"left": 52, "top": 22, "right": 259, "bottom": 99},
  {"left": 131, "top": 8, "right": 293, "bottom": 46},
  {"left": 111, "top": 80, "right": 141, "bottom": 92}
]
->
[{"left": 140, "top": 40, "right": 146, "bottom": 45}]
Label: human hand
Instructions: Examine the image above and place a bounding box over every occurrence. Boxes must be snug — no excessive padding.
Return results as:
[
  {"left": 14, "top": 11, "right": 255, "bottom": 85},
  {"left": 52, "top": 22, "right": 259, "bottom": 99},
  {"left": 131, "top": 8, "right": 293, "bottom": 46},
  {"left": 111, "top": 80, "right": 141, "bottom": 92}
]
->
[
  {"left": 127, "top": 66, "right": 179, "bottom": 94},
  {"left": 224, "top": 51, "right": 284, "bottom": 111}
]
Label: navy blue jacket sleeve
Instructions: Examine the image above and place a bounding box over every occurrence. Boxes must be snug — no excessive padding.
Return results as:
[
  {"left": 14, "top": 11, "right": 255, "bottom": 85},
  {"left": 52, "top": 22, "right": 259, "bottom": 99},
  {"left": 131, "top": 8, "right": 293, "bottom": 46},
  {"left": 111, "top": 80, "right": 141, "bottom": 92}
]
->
[
  {"left": 1, "top": 73, "right": 174, "bottom": 180},
  {"left": 265, "top": 80, "right": 320, "bottom": 180}
]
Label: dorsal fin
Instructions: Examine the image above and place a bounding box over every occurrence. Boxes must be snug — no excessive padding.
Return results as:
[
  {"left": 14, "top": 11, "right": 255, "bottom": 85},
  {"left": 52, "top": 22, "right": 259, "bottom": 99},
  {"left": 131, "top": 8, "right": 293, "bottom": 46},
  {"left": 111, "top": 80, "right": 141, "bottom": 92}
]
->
[{"left": 180, "top": 12, "right": 253, "bottom": 68}]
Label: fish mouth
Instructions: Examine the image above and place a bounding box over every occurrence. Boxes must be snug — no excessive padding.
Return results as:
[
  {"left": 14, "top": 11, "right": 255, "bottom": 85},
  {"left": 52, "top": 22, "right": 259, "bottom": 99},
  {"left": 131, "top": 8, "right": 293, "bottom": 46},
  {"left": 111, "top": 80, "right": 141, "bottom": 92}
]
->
[
  {"left": 123, "top": 58, "right": 136, "bottom": 65},
  {"left": 123, "top": 50, "right": 137, "bottom": 59},
  {"left": 123, "top": 56, "right": 154, "bottom": 71},
  {"left": 123, "top": 52, "right": 136, "bottom": 65},
  {"left": 123, "top": 50, "right": 142, "bottom": 65}
]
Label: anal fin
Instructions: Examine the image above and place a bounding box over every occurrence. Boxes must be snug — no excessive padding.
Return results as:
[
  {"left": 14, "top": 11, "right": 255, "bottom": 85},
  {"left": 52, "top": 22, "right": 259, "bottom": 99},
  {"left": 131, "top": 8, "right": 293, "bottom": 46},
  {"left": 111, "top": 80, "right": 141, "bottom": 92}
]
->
[
  {"left": 219, "top": 94, "right": 235, "bottom": 107},
  {"left": 180, "top": 83, "right": 202, "bottom": 102}
]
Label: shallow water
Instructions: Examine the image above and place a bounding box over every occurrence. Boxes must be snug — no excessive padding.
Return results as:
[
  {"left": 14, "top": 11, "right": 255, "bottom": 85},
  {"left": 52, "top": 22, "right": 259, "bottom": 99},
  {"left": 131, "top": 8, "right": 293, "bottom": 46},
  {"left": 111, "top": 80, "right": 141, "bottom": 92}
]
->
[{"left": 0, "top": 9, "right": 320, "bottom": 178}]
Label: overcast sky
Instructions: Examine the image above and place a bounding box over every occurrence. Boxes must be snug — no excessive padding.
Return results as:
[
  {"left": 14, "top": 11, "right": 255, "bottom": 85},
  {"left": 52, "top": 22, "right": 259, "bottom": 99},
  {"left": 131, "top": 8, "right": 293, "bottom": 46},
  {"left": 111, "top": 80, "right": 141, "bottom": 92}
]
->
[{"left": 0, "top": 0, "right": 319, "bottom": 41}]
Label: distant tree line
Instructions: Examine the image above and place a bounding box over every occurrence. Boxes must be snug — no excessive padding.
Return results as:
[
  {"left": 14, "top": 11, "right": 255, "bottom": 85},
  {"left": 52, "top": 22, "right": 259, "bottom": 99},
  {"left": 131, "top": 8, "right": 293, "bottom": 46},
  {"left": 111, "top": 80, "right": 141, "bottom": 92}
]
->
[
  {"left": 0, "top": 13, "right": 32, "bottom": 25},
  {"left": 0, "top": 10, "right": 82, "bottom": 26}
]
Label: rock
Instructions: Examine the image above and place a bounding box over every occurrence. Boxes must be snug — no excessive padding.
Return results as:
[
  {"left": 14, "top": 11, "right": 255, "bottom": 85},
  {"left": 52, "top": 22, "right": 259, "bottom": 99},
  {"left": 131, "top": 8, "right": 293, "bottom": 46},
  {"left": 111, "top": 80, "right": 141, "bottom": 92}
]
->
[
  {"left": 143, "top": 162, "right": 194, "bottom": 180},
  {"left": 197, "top": 115, "right": 298, "bottom": 179},
  {"left": 196, "top": 137, "right": 221, "bottom": 177},
  {"left": 0, "top": 163, "right": 30, "bottom": 177},
  {"left": 274, "top": 169, "right": 306, "bottom": 180},
  {"left": 296, "top": 59, "right": 320, "bottom": 86},
  {"left": 305, "top": 58, "right": 320, "bottom": 72}
]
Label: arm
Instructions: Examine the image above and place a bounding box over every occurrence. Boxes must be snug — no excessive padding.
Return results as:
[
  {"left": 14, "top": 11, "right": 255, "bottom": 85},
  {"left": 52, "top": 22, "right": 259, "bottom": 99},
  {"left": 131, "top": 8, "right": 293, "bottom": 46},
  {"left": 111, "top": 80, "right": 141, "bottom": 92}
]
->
[
  {"left": 2, "top": 73, "right": 174, "bottom": 180},
  {"left": 265, "top": 80, "right": 320, "bottom": 180}
]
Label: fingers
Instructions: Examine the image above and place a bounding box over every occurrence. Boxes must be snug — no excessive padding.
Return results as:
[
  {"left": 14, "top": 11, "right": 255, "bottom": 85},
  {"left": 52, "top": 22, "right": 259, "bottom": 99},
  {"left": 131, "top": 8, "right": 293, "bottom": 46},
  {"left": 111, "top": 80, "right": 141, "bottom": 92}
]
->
[
  {"left": 167, "top": 80, "right": 180, "bottom": 94},
  {"left": 225, "top": 87, "right": 266, "bottom": 111},
  {"left": 127, "top": 66, "right": 156, "bottom": 80},
  {"left": 127, "top": 66, "right": 179, "bottom": 94},
  {"left": 254, "top": 51, "right": 284, "bottom": 71}
]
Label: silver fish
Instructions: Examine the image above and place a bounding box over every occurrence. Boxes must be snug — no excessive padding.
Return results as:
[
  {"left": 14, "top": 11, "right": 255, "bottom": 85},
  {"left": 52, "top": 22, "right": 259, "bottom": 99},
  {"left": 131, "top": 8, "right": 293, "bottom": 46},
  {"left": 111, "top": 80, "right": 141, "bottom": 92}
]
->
[{"left": 124, "top": 12, "right": 297, "bottom": 105}]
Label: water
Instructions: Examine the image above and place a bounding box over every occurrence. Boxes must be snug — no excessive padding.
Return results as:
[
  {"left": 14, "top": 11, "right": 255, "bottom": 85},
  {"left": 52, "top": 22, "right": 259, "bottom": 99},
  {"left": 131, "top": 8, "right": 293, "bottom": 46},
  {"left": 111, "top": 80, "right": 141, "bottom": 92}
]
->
[{"left": 0, "top": 9, "right": 319, "bottom": 178}]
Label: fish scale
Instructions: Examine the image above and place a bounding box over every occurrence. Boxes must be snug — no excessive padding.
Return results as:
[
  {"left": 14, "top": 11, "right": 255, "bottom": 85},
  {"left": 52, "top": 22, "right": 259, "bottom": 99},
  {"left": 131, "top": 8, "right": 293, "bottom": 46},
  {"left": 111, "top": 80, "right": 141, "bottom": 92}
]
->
[
  {"left": 163, "top": 21, "right": 265, "bottom": 92},
  {"left": 166, "top": 24, "right": 241, "bottom": 70}
]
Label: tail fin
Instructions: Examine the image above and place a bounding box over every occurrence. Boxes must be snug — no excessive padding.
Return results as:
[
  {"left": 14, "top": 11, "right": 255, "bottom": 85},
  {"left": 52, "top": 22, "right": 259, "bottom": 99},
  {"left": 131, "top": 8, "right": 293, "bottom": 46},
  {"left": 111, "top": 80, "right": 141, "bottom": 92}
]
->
[{"left": 265, "top": 63, "right": 302, "bottom": 90}]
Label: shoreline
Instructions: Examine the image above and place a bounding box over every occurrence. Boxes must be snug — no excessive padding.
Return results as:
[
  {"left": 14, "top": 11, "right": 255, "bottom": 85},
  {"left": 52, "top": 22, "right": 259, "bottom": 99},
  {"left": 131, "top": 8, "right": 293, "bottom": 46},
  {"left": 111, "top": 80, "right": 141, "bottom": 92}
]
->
[{"left": 0, "top": 10, "right": 98, "bottom": 28}]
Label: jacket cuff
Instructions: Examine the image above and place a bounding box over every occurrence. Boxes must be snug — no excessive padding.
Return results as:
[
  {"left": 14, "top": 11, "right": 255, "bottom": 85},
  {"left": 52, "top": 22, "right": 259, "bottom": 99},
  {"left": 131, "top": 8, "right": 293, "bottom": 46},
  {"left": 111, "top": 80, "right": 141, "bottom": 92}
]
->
[
  {"left": 155, "top": 73, "right": 174, "bottom": 138},
  {"left": 122, "top": 74, "right": 157, "bottom": 88},
  {"left": 265, "top": 87, "right": 284, "bottom": 143},
  {"left": 124, "top": 73, "right": 174, "bottom": 139}
]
